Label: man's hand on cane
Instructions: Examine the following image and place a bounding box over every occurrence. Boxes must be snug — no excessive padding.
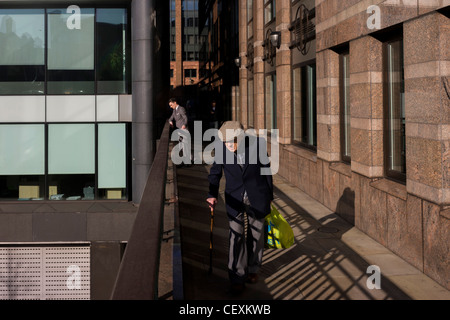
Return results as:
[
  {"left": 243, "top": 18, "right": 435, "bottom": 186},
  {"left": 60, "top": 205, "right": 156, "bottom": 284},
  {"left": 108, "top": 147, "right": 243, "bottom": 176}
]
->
[{"left": 206, "top": 198, "right": 217, "bottom": 210}]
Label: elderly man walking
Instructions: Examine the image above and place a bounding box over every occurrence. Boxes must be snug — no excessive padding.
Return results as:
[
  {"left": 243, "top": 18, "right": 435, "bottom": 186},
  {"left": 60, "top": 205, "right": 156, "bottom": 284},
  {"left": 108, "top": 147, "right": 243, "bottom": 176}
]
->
[{"left": 206, "top": 121, "right": 273, "bottom": 295}]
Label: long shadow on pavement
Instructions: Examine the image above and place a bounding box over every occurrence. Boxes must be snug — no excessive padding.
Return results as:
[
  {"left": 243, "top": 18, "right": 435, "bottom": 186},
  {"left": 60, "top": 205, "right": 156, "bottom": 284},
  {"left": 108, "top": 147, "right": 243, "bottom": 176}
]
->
[{"left": 176, "top": 164, "right": 410, "bottom": 300}]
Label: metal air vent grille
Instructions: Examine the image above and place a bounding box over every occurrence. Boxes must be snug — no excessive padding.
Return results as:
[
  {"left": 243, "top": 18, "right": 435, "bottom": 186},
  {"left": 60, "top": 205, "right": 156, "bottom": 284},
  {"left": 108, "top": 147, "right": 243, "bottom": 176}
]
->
[{"left": 0, "top": 246, "right": 90, "bottom": 300}]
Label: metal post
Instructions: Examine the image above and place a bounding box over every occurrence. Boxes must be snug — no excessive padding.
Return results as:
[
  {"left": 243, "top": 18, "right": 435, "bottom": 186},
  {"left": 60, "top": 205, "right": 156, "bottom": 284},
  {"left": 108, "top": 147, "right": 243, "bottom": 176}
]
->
[{"left": 132, "top": 0, "right": 156, "bottom": 204}]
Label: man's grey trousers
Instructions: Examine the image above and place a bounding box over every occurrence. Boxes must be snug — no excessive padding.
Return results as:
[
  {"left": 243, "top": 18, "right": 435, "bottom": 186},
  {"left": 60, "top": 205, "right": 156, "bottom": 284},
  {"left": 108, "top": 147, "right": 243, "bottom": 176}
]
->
[{"left": 228, "top": 205, "right": 265, "bottom": 284}]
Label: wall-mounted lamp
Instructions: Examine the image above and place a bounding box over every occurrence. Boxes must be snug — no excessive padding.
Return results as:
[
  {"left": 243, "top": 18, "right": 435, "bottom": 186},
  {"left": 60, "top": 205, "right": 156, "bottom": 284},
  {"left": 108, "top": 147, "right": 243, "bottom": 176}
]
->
[
  {"left": 234, "top": 57, "right": 241, "bottom": 67},
  {"left": 269, "top": 31, "right": 281, "bottom": 49}
]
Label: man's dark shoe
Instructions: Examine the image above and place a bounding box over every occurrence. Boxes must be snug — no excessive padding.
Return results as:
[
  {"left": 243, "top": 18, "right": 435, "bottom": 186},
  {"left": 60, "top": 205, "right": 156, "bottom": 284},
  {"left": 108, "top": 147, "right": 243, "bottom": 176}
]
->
[{"left": 247, "top": 273, "right": 258, "bottom": 284}]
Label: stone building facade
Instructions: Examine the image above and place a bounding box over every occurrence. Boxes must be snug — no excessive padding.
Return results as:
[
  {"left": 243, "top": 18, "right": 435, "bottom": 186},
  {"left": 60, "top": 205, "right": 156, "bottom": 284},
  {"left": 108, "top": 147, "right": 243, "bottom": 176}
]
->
[
  {"left": 236, "top": 0, "right": 449, "bottom": 289},
  {"left": 170, "top": 0, "right": 202, "bottom": 89}
]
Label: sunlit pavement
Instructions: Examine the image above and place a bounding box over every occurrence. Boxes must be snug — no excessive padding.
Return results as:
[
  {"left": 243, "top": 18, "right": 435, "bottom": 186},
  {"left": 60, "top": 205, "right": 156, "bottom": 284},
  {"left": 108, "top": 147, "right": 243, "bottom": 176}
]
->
[{"left": 172, "top": 163, "right": 449, "bottom": 300}]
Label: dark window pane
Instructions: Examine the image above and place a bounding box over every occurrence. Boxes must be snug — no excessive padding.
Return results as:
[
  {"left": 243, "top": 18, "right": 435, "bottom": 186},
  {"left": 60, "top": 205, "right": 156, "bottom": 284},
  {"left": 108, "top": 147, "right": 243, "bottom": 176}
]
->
[
  {"left": 0, "top": 65, "right": 45, "bottom": 94},
  {"left": 0, "top": 175, "right": 45, "bottom": 200},
  {"left": 48, "top": 174, "right": 95, "bottom": 200},
  {"left": 47, "top": 70, "right": 95, "bottom": 94},
  {"left": 96, "top": 8, "right": 129, "bottom": 94}
]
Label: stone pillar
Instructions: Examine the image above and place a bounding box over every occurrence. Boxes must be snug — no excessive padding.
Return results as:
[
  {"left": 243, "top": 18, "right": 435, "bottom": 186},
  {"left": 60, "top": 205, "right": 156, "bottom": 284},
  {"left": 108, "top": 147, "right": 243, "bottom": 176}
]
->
[
  {"left": 405, "top": 10, "right": 450, "bottom": 292},
  {"left": 349, "top": 36, "right": 384, "bottom": 178},
  {"left": 316, "top": 49, "right": 340, "bottom": 162},
  {"left": 132, "top": 0, "right": 156, "bottom": 204},
  {"left": 404, "top": 12, "right": 449, "bottom": 206},
  {"left": 253, "top": 0, "right": 265, "bottom": 130},
  {"left": 239, "top": 0, "right": 248, "bottom": 126},
  {"left": 275, "top": 0, "right": 292, "bottom": 145}
]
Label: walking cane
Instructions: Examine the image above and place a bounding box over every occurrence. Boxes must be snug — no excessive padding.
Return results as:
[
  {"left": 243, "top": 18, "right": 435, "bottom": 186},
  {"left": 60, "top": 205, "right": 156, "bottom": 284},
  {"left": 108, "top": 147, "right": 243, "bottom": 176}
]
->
[{"left": 208, "top": 206, "right": 214, "bottom": 274}]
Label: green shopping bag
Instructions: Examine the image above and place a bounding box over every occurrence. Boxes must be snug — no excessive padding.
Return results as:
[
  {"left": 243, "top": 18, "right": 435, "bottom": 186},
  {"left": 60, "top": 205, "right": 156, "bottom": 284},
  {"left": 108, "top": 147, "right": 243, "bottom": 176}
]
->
[{"left": 265, "top": 205, "right": 294, "bottom": 249}]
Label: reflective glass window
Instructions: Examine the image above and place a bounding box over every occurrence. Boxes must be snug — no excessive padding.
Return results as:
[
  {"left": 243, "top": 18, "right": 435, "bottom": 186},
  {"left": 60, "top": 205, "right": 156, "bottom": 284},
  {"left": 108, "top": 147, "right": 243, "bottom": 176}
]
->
[
  {"left": 98, "top": 124, "right": 126, "bottom": 200},
  {"left": 0, "top": 124, "right": 45, "bottom": 175},
  {"left": 264, "top": 0, "right": 275, "bottom": 25},
  {"left": 385, "top": 39, "right": 406, "bottom": 182},
  {"left": 265, "top": 74, "right": 277, "bottom": 130},
  {"left": 0, "top": 9, "right": 45, "bottom": 94},
  {"left": 47, "top": 8, "right": 95, "bottom": 94},
  {"left": 47, "top": 8, "right": 95, "bottom": 70},
  {"left": 292, "top": 64, "right": 317, "bottom": 148},
  {"left": 248, "top": 80, "right": 254, "bottom": 128},
  {"left": 48, "top": 124, "right": 95, "bottom": 175},
  {"left": 340, "top": 53, "right": 351, "bottom": 162},
  {"left": 48, "top": 124, "right": 95, "bottom": 200},
  {"left": 0, "top": 124, "right": 45, "bottom": 200}
]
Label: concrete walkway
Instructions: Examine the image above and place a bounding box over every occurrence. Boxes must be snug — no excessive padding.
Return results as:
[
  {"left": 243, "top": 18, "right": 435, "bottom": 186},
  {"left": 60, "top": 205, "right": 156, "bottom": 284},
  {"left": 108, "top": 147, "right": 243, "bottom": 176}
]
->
[{"left": 173, "top": 163, "right": 449, "bottom": 300}]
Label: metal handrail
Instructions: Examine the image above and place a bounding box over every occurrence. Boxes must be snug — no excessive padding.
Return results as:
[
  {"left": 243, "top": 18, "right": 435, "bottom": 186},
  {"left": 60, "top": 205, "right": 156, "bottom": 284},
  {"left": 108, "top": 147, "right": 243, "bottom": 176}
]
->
[{"left": 111, "top": 122, "right": 170, "bottom": 300}]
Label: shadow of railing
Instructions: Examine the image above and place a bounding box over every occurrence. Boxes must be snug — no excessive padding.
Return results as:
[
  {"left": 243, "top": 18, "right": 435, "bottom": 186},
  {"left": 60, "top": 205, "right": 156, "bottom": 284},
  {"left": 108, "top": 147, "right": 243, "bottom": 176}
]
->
[
  {"left": 260, "top": 186, "right": 411, "bottom": 300},
  {"left": 111, "top": 122, "right": 170, "bottom": 300},
  {"left": 175, "top": 165, "right": 412, "bottom": 300}
]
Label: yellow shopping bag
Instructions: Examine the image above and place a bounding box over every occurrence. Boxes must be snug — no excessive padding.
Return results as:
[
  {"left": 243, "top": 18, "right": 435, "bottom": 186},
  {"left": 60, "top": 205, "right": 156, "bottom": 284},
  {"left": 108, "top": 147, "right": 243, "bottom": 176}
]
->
[{"left": 265, "top": 205, "right": 294, "bottom": 249}]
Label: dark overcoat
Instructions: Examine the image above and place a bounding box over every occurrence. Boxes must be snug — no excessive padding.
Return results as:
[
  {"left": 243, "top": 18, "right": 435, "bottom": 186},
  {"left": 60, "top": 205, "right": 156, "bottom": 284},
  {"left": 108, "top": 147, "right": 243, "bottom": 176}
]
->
[{"left": 208, "top": 136, "right": 273, "bottom": 219}]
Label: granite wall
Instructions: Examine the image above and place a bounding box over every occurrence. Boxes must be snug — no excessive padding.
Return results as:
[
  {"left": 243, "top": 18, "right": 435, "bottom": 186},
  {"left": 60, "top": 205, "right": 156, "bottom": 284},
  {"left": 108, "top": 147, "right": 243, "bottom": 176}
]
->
[{"left": 258, "top": 1, "right": 449, "bottom": 289}]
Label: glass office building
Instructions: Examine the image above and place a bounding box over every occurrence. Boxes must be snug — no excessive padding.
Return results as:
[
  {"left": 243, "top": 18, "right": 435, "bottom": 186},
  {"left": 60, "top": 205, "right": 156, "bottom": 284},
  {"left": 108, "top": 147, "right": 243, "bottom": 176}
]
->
[
  {"left": 0, "top": 7, "right": 130, "bottom": 201},
  {"left": 0, "top": 1, "right": 169, "bottom": 300}
]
